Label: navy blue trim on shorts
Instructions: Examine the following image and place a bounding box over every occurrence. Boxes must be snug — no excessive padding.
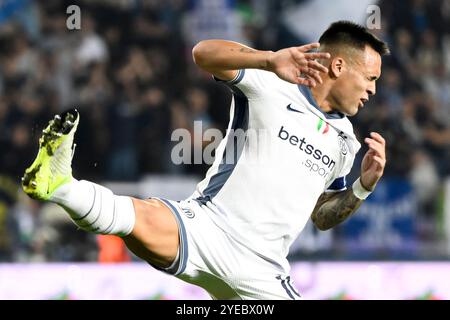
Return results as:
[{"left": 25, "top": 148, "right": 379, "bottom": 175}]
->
[
  {"left": 151, "top": 198, "right": 188, "bottom": 276},
  {"left": 286, "top": 276, "right": 301, "bottom": 298},
  {"left": 276, "top": 275, "right": 301, "bottom": 300},
  {"left": 276, "top": 275, "right": 295, "bottom": 300}
]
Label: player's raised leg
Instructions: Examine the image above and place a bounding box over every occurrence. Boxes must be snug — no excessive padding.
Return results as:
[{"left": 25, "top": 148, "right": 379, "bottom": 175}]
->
[{"left": 21, "top": 109, "right": 179, "bottom": 268}]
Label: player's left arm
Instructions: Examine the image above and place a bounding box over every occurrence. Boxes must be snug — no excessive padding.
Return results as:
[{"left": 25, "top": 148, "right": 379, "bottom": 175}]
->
[{"left": 311, "top": 132, "right": 386, "bottom": 230}]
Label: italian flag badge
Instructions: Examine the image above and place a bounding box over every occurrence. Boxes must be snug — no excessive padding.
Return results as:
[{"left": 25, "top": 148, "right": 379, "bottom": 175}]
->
[{"left": 317, "top": 118, "right": 329, "bottom": 134}]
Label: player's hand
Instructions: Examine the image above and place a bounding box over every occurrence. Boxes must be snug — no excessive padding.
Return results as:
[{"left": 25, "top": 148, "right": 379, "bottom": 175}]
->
[
  {"left": 360, "top": 132, "right": 386, "bottom": 191},
  {"left": 266, "top": 42, "right": 330, "bottom": 87}
]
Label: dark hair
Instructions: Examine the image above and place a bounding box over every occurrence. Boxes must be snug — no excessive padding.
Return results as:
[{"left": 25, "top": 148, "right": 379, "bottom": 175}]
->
[{"left": 319, "top": 21, "right": 390, "bottom": 56}]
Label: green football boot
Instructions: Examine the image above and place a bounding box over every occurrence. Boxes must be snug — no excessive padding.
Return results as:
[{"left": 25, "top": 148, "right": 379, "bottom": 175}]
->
[{"left": 22, "top": 109, "right": 79, "bottom": 201}]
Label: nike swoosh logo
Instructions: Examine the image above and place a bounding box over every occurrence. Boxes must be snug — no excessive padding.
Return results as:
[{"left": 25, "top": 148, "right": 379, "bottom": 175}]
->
[{"left": 286, "top": 103, "right": 304, "bottom": 114}]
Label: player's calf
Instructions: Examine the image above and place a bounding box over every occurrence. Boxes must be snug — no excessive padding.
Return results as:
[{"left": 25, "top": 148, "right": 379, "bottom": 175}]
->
[{"left": 51, "top": 179, "right": 136, "bottom": 236}]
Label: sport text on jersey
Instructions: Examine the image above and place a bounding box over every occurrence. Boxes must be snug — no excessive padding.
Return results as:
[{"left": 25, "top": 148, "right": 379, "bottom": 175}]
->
[{"left": 278, "top": 126, "right": 336, "bottom": 179}]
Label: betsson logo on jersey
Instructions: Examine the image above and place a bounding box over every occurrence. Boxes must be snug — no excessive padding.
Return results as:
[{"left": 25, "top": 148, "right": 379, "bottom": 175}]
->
[{"left": 277, "top": 126, "right": 336, "bottom": 179}]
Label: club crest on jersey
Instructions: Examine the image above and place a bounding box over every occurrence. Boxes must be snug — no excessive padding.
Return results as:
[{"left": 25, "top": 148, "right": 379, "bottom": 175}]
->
[
  {"left": 182, "top": 208, "right": 195, "bottom": 218},
  {"left": 338, "top": 132, "right": 348, "bottom": 156},
  {"left": 316, "top": 118, "right": 329, "bottom": 134}
]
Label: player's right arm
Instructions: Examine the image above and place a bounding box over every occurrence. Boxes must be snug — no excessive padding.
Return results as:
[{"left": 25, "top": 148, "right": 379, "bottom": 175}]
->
[
  {"left": 192, "top": 40, "right": 330, "bottom": 87},
  {"left": 311, "top": 132, "right": 386, "bottom": 230},
  {"left": 310, "top": 189, "right": 364, "bottom": 231}
]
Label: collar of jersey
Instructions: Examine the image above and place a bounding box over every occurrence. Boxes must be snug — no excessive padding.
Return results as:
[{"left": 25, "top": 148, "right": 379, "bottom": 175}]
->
[{"left": 297, "top": 85, "right": 345, "bottom": 120}]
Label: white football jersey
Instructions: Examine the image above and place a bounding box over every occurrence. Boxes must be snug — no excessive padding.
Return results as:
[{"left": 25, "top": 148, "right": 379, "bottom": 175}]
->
[{"left": 189, "top": 69, "right": 361, "bottom": 271}]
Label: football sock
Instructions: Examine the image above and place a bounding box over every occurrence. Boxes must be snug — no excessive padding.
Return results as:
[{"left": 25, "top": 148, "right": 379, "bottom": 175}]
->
[{"left": 50, "top": 179, "right": 136, "bottom": 236}]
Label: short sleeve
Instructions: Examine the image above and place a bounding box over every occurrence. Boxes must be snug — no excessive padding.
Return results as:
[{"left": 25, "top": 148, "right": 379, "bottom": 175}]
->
[
  {"left": 325, "top": 135, "right": 360, "bottom": 193},
  {"left": 326, "top": 176, "right": 347, "bottom": 192},
  {"left": 214, "top": 69, "right": 281, "bottom": 99}
]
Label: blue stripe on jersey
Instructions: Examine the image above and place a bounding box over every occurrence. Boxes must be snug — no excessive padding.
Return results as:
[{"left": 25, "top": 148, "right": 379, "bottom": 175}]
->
[
  {"left": 196, "top": 82, "right": 249, "bottom": 205},
  {"left": 298, "top": 85, "right": 345, "bottom": 120},
  {"left": 327, "top": 176, "right": 347, "bottom": 191}
]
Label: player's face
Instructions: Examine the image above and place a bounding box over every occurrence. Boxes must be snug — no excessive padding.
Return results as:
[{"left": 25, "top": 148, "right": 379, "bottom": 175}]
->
[{"left": 331, "top": 46, "right": 381, "bottom": 116}]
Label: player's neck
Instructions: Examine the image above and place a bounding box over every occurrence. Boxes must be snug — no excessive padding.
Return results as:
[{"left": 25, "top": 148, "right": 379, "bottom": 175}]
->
[{"left": 310, "top": 85, "right": 334, "bottom": 113}]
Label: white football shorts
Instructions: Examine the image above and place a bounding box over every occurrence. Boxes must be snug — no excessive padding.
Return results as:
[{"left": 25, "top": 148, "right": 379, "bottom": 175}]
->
[{"left": 151, "top": 198, "right": 302, "bottom": 300}]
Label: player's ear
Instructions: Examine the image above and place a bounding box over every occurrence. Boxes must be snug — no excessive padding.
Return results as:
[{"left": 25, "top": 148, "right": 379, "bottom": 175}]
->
[{"left": 329, "top": 57, "right": 345, "bottom": 79}]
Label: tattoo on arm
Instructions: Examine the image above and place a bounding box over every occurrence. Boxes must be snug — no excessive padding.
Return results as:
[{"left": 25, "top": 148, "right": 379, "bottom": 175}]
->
[
  {"left": 229, "top": 47, "right": 257, "bottom": 54},
  {"left": 239, "top": 47, "right": 256, "bottom": 53},
  {"left": 311, "top": 188, "right": 363, "bottom": 230}
]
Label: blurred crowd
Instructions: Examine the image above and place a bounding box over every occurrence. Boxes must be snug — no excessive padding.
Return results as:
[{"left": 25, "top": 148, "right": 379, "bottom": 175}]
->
[{"left": 0, "top": 0, "right": 449, "bottom": 262}]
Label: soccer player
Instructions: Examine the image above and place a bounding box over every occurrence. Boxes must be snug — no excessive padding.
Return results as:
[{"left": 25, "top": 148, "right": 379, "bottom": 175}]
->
[{"left": 21, "top": 21, "right": 388, "bottom": 299}]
